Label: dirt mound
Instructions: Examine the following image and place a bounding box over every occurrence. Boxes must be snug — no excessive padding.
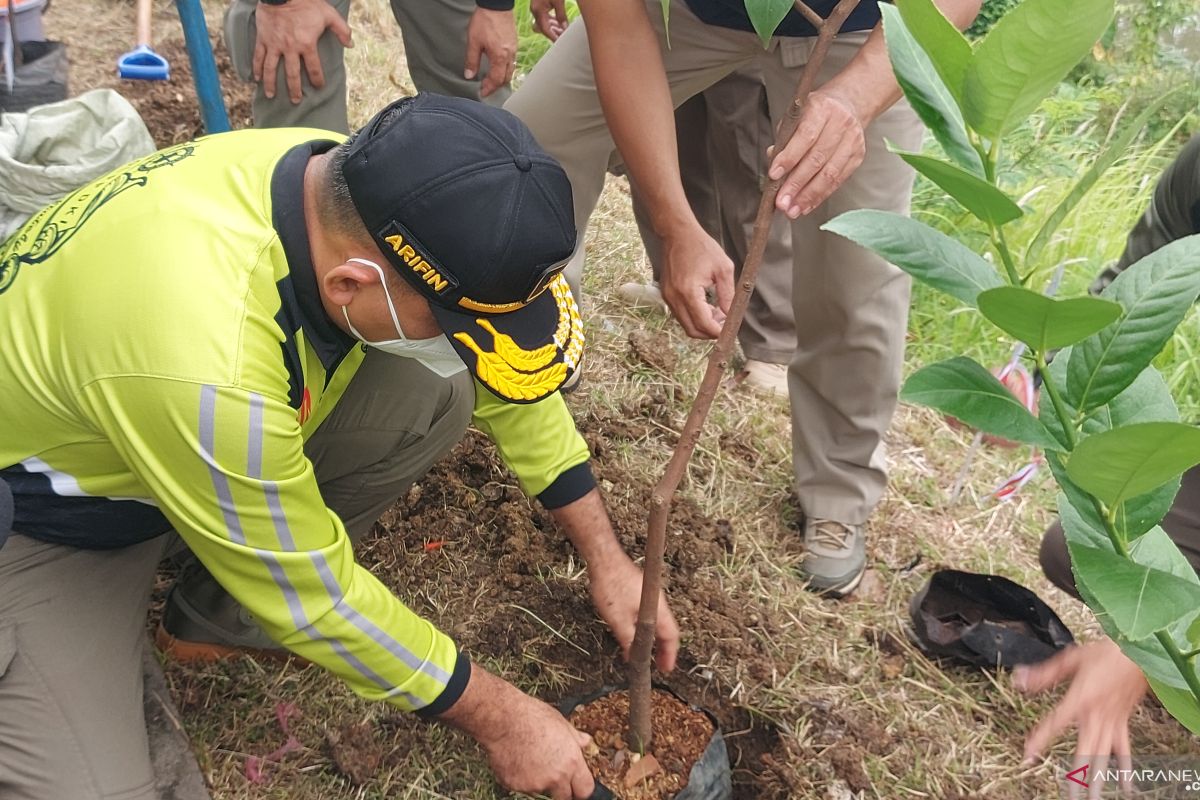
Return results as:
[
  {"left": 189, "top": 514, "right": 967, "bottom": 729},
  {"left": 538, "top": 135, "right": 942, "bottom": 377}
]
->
[
  {"left": 115, "top": 37, "right": 254, "bottom": 145},
  {"left": 358, "top": 401, "right": 787, "bottom": 798}
]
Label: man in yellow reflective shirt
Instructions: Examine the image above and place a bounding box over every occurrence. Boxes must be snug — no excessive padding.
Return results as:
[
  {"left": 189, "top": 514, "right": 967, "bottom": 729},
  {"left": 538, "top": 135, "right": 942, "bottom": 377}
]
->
[{"left": 0, "top": 93, "right": 677, "bottom": 800}]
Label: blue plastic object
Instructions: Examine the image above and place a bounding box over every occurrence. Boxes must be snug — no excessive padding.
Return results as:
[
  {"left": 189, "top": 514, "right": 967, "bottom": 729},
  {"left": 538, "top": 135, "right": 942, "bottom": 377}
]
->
[
  {"left": 174, "top": 0, "right": 229, "bottom": 134},
  {"left": 117, "top": 43, "right": 169, "bottom": 81}
]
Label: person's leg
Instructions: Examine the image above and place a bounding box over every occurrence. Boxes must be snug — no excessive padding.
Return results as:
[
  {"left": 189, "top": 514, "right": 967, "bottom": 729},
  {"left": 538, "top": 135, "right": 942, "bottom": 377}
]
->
[
  {"left": 1042, "top": 465, "right": 1200, "bottom": 598},
  {"left": 758, "top": 33, "right": 922, "bottom": 591},
  {"left": 0, "top": 533, "right": 168, "bottom": 800},
  {"left": 703, "top": 71, "right": 796, "bottom": 373},
  {"left": 224, "top": 0, "right": 352, "bottom": 132},
  {"left": 389, "top": 0, "right": 510, "bottom": 106},
  {"left": 504, "top": 0, "right": 760, "bottom": 297},
  {"left": 160, "top": 351, "right": 474, "bottom": 655}
]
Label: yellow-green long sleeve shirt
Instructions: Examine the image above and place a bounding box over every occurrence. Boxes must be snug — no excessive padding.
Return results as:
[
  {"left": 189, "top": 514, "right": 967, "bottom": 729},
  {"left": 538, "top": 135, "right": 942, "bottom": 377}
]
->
[{"left": 0, "top": 129, "right": 591, "bottom": 714}]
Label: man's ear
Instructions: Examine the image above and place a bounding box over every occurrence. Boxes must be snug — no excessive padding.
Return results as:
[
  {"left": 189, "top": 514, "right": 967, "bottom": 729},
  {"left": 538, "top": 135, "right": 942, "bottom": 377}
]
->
[{"left": 322, "top": 260, "right": 383, "bottom": 308}]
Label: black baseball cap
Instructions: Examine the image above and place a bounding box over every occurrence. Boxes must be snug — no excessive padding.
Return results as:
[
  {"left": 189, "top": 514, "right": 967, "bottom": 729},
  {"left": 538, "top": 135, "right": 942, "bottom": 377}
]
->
[{"left": 340, "top": 93, "right": 582, "bottom": 403}]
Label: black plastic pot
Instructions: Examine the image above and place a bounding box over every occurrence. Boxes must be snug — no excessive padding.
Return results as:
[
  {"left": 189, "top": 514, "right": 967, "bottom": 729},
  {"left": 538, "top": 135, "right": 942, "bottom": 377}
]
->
[{"left": 560, "top": 685, "right": 732, "bottom": 800}]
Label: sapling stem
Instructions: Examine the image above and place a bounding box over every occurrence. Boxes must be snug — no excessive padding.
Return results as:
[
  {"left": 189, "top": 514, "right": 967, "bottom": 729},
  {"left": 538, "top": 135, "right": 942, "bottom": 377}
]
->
[{"left": 625, "top": 0, "right": 864, "bottom": 753}]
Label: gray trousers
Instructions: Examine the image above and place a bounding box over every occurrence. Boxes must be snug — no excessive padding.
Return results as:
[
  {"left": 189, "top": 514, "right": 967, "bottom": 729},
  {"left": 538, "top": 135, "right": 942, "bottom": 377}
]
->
[
  {"left": 0, "top": 352, "right": 472, "bottom": 800},
  {"left": 224, "top": 0, "right": 509, "bottom": 133},
  {"left": 506, "top": 1, "right": 923, "bottom": 523},
  {"left": 631, "top": 69, "right": 796, "bottom": 365}
]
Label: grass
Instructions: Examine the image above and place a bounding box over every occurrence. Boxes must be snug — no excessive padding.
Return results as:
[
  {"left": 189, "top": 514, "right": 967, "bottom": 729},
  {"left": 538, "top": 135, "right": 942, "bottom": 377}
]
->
[{"left": 43, "top": 1, "right": 1200, "bottom": 797}]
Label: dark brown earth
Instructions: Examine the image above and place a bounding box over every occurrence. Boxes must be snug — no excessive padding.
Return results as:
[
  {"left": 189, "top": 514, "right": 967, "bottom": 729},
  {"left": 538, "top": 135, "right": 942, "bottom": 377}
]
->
[
  {"left": 355, "top": 400, "right": 791, "bottom": 798},
  {"left": 569, "top": 688, "right": 715, "bottom": 799},
  {"left": 115, "top": 37, "right": 253, "bottom": 145}
]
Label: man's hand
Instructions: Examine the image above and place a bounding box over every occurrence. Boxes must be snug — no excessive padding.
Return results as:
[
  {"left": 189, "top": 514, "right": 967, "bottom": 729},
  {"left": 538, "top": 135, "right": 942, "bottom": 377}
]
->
[
  {"left": 254, "top": 0, "right": 352, "bottom": 104},
  {"left": 590, "top": 558, "right": 680, "bottom": 672},
  {"left": 531, "top": 0, "right": 570, "bottom": 40},
  {"left": 438, "top": 666, "right": 596, "bottom": 799},
  {"left": 1015, "top": 638, "right": 1146, "bottom": 799},
  {"left": 465, "top": 8, "right": 518, "bottom": 98},
  {"left": 768, "top": 87, "right": 867, "bottom": 219},
  {"left": 659, "top": 223, "right": 733, "bottom": 339},
  {"left": 550, "top": 489, "right": 681, "bottom": 670}
]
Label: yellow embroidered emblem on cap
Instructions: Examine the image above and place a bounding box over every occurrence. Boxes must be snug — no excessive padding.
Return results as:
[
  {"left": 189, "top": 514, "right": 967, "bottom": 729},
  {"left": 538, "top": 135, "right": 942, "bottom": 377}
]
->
[
  {"left": 454, "top": 334, "right": 567, "bottom": 401},
  {"left": 476, "top": 319, "right": 558, "bottom": 371},
  {"left": 453, "top": 275, "right": 584, "bottom": 401}
]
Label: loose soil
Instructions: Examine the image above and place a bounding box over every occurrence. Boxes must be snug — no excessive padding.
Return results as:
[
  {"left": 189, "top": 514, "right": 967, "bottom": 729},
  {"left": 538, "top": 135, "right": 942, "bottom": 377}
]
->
[
  {"left": 360, "top": 407, "right": 789, "bottom": 797},
  {"left": 111, "top": 37, "right": 253, "bottom": 145},
  {"left": 569, "top": 688, "right": 716, "bottom": 800}
]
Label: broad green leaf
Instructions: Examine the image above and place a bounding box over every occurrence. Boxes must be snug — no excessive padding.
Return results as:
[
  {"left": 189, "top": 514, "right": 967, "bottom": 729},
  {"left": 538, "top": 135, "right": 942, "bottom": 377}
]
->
[
  {"left": 1148, "top": 678, "right": 1200, "bottom": 735},
  {"left": 1049, "top": 437, "right": 1180, "bottom": 544},
  {"left": 1057, "top": 491, "right": 1110, "bottom": 550},
  {"left": 1066, "top": 423, "right": 1200, "bottom": 507},
  {"left": 901, "top": 357, "right": 1064, "bottom": 450},
  {"left": 1071, "top": 540, "right": 1191, "bottom": 688},
  {"left": 1025, "top": 91, "right": 1181, "bottom": 266},
  {"left": 1128, "top": 525, "right": 1200, "bottom": 583},
  {"left": 1070, "top": 542, "right": 1200, "bottom": 640},
  {"left": 978, "top": 288, "right": 1121, "bottom": 352},
  {"left": 1074, "top": 527, "right": 1200, "bottom": 693},
  {"left": 1067, "top": 235, "right": 1200, "bottom": 412},
  {"left": 962, "top": 0, "right": 1114, "bottom": 138},
  {"left": 894, "top": 152, "right": 1021, "bottom": 225},
  {"left": 822, "top": 210, "right": 1001, "bottom": 306},
  {"left": 881, "top": 5, "right": 984, "bottom": 175},
  {"left": 896, "top": 0, "right": 972, "bottom": 105},
  {"left": 745, "top": 0, "right": 792, "bottom": 47}
]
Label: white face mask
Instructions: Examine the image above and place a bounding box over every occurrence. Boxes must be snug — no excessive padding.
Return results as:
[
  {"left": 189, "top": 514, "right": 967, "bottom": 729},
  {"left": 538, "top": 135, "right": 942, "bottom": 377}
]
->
[{"left": 340, "top": 258, "right": 466, "bottom": 378}]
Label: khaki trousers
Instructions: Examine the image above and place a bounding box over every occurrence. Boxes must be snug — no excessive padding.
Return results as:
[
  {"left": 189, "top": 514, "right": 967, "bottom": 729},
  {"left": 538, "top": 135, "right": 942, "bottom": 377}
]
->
[
  {"left": 0, "top": 352, "right": 472, "bottom": 800},
  {"left": 506, "top": 1, "right": 923, "bottom": 522},
  {"left": 224, "top": 0, "right": 509, "bottom": 133},
  {"left": 631, "top": 69, "right": 796, "bottom": 365}
]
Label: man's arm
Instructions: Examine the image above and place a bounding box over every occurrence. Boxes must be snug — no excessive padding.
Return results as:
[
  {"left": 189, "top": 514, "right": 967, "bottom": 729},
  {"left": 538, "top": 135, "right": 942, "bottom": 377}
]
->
[
  {"left": 472, "top": 387, "right": 680, "bottom": 671},
  {"left": 577, "top": 0, "right": 734, "bottom": 340},
  {"left": 81, "top": 376, "right": 598, "bottom": 798},
  {"left": 551, "top": 489, "right": 680, "bottom": 672}
]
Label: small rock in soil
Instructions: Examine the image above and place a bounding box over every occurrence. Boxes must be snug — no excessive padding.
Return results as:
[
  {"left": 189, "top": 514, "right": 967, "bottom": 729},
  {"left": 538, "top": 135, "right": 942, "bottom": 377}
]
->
[{"left": 326, "top": 720, "right": 385, "bottom": 786}]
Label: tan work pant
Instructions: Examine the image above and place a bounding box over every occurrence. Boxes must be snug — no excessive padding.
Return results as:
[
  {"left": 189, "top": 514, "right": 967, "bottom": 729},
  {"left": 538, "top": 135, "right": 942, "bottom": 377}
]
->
[
  {"left": 631, "top": 69, "right": 796, "bottom": 365},
  {"left": 0, "top": 352, "right": 472, "bottom": 800},
  {"left": 224, "top": 0, "right": 509, "bottom": 133},
  {"left": 505, "top": 1, "right": 923, "bottom": 523}
]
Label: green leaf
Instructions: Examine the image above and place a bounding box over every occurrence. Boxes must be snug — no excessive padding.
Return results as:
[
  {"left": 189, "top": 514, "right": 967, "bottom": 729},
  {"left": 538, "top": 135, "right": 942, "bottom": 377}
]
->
[
  {"left": 894, "top": 151, "right": 1022, "bottom": 225},
  {"left": 881, "top": 5, "right": 984, "bottom": 175},
  {"left": 895, "top": 0, "right": 972, "bottom": 105},
  {"left": 1069, "top": 524, "right": 1200, "bottom": 689},
  {"left": 1148, "top": 677, "right": 1200, "bottom": 735},
  {"left": 1047, "top": 424, "right": 1180, "bottom": 544},
  {"left": 822, "top": 210, "right": 1001, "bottom": 306},
  {"left": 1067, "top": 235, "right": 1200, "bottom": 412},
  {"left": 963, "top": 0, "right": 1115, "bottom": 138},
  {"left": 900, "top": 357, "right": 1064, "bottom": 450},
  {"left": 1025, "top": 91, "right": 1182, "bottom": 267},
  {"left": 1066, "top": 423, "right": 1200, "bottom": 507},
  {"left": 1056, "top": 491, "right": 1110, "bottom": 550},
  {"left": 977, "top": 287, "right": 1121, "bottom": 351},
  {"left": 744, "top": 0, "right": 792, "bottom": 46},
  {"left": 1070, "top": 542, "right": 1200, "bottom": 640}
]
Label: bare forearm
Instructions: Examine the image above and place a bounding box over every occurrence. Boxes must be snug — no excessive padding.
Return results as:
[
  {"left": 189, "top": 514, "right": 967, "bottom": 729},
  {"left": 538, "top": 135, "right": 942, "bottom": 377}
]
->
[
  {"left": 549, "top": 487, "right": 629, "bottom": 572},
  {"left": 577, "top": 0, "right": 697, "bottom": 238},
  {"left": 821, "top": 0, "right": 983, "bottom": 125}
]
